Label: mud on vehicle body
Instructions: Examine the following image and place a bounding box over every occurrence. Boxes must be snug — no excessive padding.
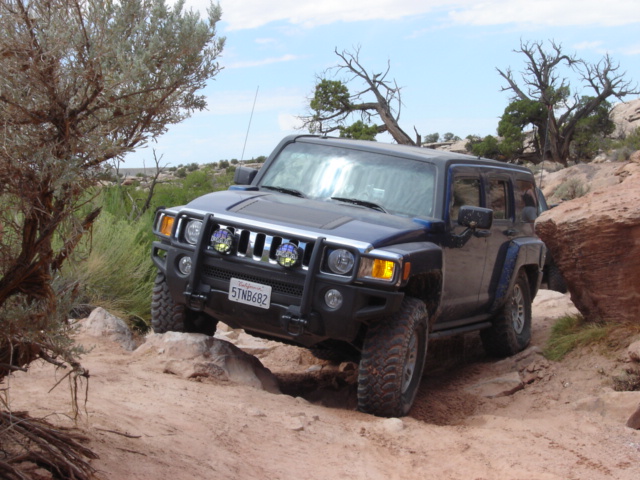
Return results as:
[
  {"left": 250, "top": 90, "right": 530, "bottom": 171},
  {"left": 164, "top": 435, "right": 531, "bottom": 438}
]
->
[{"left": 151, "top": 135, "right": 546, "bottom": 417}]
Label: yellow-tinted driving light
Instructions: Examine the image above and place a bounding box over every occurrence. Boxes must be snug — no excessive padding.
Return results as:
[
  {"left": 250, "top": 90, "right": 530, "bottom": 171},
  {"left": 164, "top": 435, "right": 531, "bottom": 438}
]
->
[
  {"left": 372, "top": 259, "right": 395, "bottom": 280},
  {"left": 276, "top": 243, "right": 300, "bottom": 268},
  {"left": 211, "top": 228, "right": 234, "bottom": 254},
  {"left": 159, "top": 215, "right": 174, "bottom": 236}
]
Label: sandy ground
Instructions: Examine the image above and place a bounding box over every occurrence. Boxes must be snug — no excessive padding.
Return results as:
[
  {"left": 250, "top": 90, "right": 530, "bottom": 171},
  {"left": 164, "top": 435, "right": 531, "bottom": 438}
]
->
[{"left": 5, "top": 290, "right": 640, "bottom": 480}]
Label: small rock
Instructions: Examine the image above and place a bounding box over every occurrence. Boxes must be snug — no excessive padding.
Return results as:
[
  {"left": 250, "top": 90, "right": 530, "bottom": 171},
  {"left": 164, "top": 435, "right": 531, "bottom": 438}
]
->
[
  {"left": 76, "top": 307, "right": 137, "bottom": 351},
  {"left": 626, "top": 404, "right": 640, "bottom": 429},
  {"left": 628, "top": 341, "right": 640, "bottom": 362},
  {"left": 381, "top": 418, "right": 405, "bottom": 433}
]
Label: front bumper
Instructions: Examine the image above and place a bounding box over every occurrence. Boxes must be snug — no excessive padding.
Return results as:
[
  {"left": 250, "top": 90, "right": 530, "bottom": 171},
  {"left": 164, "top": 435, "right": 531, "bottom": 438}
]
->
[{"left": 152, "top": 239, "right": 404, "bottom": 347}]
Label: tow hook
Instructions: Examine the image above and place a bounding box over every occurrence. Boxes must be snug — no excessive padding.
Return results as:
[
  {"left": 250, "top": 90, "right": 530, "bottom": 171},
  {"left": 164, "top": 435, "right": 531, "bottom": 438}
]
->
[
  {"left": 183, "top": 289, "right": 209, "bottom": 311},
  {"left": 281, "top": 313, "right": 308, "bottom": 337}
]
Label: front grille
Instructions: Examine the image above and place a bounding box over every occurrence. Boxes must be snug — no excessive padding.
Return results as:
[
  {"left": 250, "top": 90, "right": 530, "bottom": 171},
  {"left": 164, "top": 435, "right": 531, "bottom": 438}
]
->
[
  {"left": 201, "top": 264, "right": 304, "bottom": 297},
  {"left": 208, "top": 221, "right": 316, "bottom": 269}
]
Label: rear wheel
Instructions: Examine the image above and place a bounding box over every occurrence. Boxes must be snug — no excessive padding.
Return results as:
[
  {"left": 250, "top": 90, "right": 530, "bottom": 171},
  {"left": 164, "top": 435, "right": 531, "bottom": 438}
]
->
[
  {"left": 357, "top": 297, "right": 428, "bottom": 417},
  {"left": 481, "top": 270, "right": 531, "bottom": 357},
  {"left": 151, "top": 272, "right": 218, "bottom": 335}
]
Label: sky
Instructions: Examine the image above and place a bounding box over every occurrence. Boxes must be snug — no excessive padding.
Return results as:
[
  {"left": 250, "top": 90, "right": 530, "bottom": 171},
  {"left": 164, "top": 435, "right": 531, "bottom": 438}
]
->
[{"left": 123, "top": 0, "right": 640, "bottom": 169}]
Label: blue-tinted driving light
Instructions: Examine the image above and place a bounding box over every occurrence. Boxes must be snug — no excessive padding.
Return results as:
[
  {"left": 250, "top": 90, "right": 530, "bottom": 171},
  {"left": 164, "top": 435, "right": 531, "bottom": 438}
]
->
[
  {"left": 178, "top": 256, "right": 192, "bottom": 275},
  {"left": 324, "top": 289, "right": 343, "bottom": 309},
  {"left": 275, "top": 243, "right": 300, "bottom": 268},
  {"left": 211, "top": 228, "right": 234, "bottom": 253},
  {"left": 184, "top": 220, "right": 202, "bottom": 244},
  {"left": 327, "top": 248, "right": 355, "bottom": 275}
]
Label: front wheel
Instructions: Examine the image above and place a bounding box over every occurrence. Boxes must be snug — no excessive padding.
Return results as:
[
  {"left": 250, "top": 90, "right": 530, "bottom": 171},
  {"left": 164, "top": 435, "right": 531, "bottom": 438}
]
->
[
  {"left": 481, "top": 270, "right": 532, "bottom": 357},
  {"left": 357, "top": 297, "right": 429, "bottom": 417},
  {"left": 151, "top": 272, "right": 218, "bottom": 335}
]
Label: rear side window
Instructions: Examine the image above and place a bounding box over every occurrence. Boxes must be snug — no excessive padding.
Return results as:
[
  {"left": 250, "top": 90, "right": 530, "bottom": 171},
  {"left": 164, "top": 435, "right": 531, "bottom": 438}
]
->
[
  {"left": 516, "top": 180, "right": 538, "bottom": 222},
  {"left": 451, "top": 177, "right": 480, "bottom": 222},
  {"left": 488, "top": 179, "right": 510, "bottom": 220}
]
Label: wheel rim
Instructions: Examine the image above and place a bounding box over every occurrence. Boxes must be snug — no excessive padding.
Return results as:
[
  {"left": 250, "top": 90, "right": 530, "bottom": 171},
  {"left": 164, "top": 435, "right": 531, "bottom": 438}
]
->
[
  {"left": 510, "top": 284, "right": 526, "bottom": 334},
  {"left": 402, "top": 330, "right": 419, "bottom": 394}
]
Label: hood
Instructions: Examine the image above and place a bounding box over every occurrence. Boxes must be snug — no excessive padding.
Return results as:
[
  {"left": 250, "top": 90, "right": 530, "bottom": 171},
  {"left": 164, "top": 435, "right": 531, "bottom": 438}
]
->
[{"left": 185, "top": 190, "right": 440, "bottom": 247}]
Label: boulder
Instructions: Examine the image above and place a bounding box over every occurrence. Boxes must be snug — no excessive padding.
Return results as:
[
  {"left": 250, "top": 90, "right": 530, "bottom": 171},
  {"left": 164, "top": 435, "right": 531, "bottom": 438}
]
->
[
  {"left": 76, "top": 307, "right": 138, "bottom": 351},
  {"left": 535, "top": 163, "right": 640, "bottom": 324},
  {"left": 610, "top": 99, "right": 640, "bottom": 138},
  {"left": 135, "top": 332, "right": 280, "bottom": 393}
]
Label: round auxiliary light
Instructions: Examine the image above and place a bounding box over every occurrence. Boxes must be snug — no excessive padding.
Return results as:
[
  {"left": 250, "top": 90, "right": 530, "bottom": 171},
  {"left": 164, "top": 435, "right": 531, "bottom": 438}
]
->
[
  {"left": 211, "top": 228, "right": 234, "bottom": 254},
  {"left": 275, "top": 243, "right": 300, "bottom": 268},
  {"left": 324, "top": 289, "right": 343, "bottom": 309},
  {"left": 184, "top": 220, "right": 202, "bottom": 245},
  {"left": 327, "top": 248, "right": 355, "bottom": 275},
  {"left": 178, "top": 256, "right": 192, "bottom": 275}
]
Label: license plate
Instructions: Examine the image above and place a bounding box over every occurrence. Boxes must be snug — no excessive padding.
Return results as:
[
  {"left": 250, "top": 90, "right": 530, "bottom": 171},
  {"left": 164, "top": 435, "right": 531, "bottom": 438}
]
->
[{"left": 228, "top": 278, "right": 271, "bottom": 309}]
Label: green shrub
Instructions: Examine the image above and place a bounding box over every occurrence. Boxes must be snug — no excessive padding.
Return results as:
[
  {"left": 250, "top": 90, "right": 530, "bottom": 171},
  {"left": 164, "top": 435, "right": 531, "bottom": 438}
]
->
[
  {"left": 544, "top": 314, "right": 609, "bottom": 361},
  {"left": 62, "top": 211, "right": 155, "bottom": 327},
  {"left": 553, "top": 177, "right": 589, "bottom": 201}
]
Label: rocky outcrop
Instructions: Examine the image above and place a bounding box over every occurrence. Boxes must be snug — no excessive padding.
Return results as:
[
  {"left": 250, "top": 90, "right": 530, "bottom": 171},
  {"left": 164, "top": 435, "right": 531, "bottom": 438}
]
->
[
  {"left": 535, "top": 162, "right": 640, "bottom": 324},
  {"left": 610, "top": 99, "right": 640, "bottom": 138}
]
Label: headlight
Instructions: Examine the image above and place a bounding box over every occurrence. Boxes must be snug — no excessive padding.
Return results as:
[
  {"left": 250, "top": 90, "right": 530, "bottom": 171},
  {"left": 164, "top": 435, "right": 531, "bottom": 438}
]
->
[
  {"left": 327, "top": 249, "right": 355, "bottom": 275},
  {"left": 184, "top": 220, "right": 202, "bottom": 244},
  {"left": 358, "top": 258, "right": 397, "bottom": 282}
]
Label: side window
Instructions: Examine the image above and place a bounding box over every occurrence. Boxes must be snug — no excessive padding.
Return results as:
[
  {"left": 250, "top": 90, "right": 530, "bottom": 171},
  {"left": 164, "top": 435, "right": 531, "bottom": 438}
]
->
[
  {"left": 515, "top": 180, "right": 538, "bottom": 222},
  {"left": 451, "top": 177, "right": 480, "bottom": 222},
  {"left": 488, "top": 179, "right": 510, "bottom": 220}
]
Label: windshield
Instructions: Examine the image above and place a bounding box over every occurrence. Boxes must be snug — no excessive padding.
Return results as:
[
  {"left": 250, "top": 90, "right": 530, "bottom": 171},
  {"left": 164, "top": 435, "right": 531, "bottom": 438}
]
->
[{"left": 259, "top": 142, "right": 437, "bottom": 218}]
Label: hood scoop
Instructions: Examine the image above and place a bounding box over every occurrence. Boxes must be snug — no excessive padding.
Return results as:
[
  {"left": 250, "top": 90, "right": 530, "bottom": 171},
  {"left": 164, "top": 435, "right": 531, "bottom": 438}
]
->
[{"left": 230, "top": 196, "right": 351, "bottom": 230}]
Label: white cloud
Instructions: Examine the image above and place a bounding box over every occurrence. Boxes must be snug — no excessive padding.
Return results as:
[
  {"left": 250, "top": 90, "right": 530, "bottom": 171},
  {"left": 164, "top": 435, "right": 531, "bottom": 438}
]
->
[
  {"left": 225, "top": 54, "right": 301, "bottom": 69},
  {"left": 447, "top": 1, "right": 640, "bottom": 28},
  {"left": 180, "top": 0, "right": 640, "bottom": 31}
]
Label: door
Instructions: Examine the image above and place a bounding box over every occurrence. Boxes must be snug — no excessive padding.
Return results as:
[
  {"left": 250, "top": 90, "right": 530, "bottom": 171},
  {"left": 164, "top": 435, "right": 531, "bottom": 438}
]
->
[{"left": 439, "top": 170, "right": 489, "bottom": 321}]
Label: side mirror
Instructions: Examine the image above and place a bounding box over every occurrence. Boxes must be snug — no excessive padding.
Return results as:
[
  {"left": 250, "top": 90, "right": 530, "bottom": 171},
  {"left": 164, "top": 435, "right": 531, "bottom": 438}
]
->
[
  {"left": 458, "top": 206, "right": 493, "bottom": 230},
  {"left": 233, "top": 166, "right": 258, "bottom": 185}
]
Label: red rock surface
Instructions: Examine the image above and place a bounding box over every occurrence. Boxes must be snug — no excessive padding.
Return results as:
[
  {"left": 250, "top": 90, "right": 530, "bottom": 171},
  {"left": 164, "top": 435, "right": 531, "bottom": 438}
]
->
[{"left": 536, "top": 162, "right": 640, "bottom": 323}]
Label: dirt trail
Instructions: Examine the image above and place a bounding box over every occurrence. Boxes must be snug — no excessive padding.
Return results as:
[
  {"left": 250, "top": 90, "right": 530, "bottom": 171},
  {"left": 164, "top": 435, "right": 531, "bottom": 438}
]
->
[{"left": 6, "top": 290, "right": 640, "bottom": 480}]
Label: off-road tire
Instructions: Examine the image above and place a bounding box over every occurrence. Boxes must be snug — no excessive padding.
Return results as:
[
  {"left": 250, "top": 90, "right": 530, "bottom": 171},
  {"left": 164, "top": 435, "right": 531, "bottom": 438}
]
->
[
  {"left": 546, "top": 264, "right": 567, "bottom": 293},
  {"left": 357, "top": 297, "right": 428, "bottom": 417},
  {"left": 151, "top": 272, "right": 218, "bottom": 335},
  {"left": 481, "top": 270, "right": 532, "bottom": 357}
]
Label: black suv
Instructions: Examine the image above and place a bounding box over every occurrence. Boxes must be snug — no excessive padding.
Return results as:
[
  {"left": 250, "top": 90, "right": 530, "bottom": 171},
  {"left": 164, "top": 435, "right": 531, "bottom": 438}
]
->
[{"left": 151, "top": 135, "right": 546, "bottom": 417}]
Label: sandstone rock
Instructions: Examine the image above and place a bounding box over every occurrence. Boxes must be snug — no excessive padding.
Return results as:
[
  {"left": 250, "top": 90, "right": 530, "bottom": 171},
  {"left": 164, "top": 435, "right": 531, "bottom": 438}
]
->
[
  {"left": 535, "top": 166, "right": 640, "bottom": 324},
  {"left": 573, "top": 391, "right": 640, "bottom": 424},
  {"left": 465, "top": 372, "right": 524, "bottom": 398},
  {"left": 628, "top": 341, "right": 640, "bottom": 362},
  {"left": 610, "top": 99, "right": 640, "bottom": 138},
  {"left": 626, "top": 404, "right": 640, "bottom": 429},
  {"left": 76, "top": 307, "right": 137, "bottom": 351},
  {"left": 136, "top": 332, "right": 280, "bottom": 393}
]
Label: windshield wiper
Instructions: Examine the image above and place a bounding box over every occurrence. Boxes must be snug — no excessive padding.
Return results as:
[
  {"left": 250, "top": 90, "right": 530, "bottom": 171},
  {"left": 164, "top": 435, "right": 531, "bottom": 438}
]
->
[
  {"left": 262, "top": 185, "right": 305, "bottom": 198},
  {"left": 331, "top": 197, "right": 387, "bottom": 213}
]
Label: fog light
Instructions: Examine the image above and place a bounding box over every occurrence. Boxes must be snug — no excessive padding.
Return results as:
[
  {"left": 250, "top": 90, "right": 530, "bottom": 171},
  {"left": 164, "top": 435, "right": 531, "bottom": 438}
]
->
[
  {"left": 178, "top": 256, "right": 192, "bottom": 275},
  {"left": 276, "top": 243, "right": 300, "bottom": 268},
  {"left": 324, "top": 289, "right": 343, "bottom": 309},
  {"left": 211, "top": 228, "right": 234, "bottom": 253}
]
